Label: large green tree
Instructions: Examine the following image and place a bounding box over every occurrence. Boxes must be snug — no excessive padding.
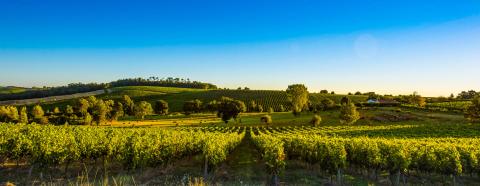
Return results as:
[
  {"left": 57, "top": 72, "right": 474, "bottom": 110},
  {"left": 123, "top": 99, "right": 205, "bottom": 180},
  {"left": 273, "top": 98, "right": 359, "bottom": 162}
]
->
[
  {"left": 19, "top": 106, "right": 28, "bottom": 123},
  {"left": 123, "top": 95, "right": 135, "bottom": 116},
  {"left": 92, "top": 100, "right": 108, "bottom": 125},
  {"left": 286, "top": 84, "right": 309, "bottom": 116},
  {"left": 183, "top": 99, "right": 203, "bottom": 115},
  {"left": 216, "top": 97, "right": 246, "bottom": 123},
  {"left": 135, "top": 101, "right": 153, "bottom": 120},
  {"left": 339, "top": 102, "right": 360, "bottom": 125},
  {"left": 154, "top": 100, "right": 169, "bottom": 115},
  {"left": 32, "top": 105, "right": 48, "bottom": 124},
  {"left": 465, "top": 96, "right": 480, "bottom": 122}
]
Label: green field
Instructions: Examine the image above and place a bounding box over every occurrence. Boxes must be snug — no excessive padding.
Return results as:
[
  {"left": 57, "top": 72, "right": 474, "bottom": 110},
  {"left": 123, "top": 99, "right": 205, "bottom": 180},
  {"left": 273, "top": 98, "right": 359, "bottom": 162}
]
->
[{"left": 0, "top": 86, "right": 29, "bottom": 94}]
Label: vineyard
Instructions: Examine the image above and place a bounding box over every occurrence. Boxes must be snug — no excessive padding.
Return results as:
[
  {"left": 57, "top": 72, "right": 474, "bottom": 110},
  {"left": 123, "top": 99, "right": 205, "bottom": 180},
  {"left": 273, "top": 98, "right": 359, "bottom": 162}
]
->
[
  {"left": 40, "top": 86, "right": 368, "bottom": 112},
  {"left": 402, "top": 101, "right": 472, "bottom": 113},
  {"left": 2, "top": 120, "right": 480, "bottom": 185}
]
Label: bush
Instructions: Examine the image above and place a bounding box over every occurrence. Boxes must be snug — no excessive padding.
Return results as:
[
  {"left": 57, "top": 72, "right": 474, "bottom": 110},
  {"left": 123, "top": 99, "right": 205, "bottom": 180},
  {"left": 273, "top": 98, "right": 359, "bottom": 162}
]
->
[
  {"left": 260, "top": 115, "right": 272, "bottom": 125},
  {"left": 465, "top": 96, "right": 480, "bottom": 122},
  {"left": 339, "top": 102, "right": 360, "bottom": 125},
  {"left": 310, "top": 114, "right": 322, "bottom": 126},
  {"left": 268, "top": 107, "right": 274, "bottom": 113}
]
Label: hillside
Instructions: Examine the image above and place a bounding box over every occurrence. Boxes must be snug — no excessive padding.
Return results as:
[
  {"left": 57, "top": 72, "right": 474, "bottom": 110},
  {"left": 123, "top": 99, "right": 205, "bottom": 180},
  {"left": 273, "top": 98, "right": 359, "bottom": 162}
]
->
[
  {"left": 42, "top": 86, "right": 368, "bottom": 112},
  {"left": 0, "top": 86, "right": 29, "bottom": 94}
]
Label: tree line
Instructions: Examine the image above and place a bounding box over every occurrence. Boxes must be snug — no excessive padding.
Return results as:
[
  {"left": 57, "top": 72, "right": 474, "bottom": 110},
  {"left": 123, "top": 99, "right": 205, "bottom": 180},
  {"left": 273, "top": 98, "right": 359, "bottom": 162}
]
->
[{"left": 0, "top": 77, "right": 217, "bottom": 101}]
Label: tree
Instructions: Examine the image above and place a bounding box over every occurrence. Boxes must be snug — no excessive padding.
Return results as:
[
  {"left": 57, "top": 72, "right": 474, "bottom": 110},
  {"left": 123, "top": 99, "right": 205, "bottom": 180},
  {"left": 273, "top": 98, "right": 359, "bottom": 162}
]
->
[
  {"left": 32, "top": 105, "right": 48, "bottom": 124},
  {"left": 410, "top": 92, "right": 426, "bottom": 107},
  {"left": 53, "top": 107, "right": 61, "bottom": 114},
  {"left": 465, "top": 96, "right": 480, "bottom": 122},
  {"left": 331, "top": 91, "right": 335, "bottom": 94},
  {"left": 354, "top": 91, "right": 362, "bottom": 95},
  {"left": 339, "top": 102, "right": 360, "bottom": 125},
  {"left": 65, "top": 105, "right": 74, "bottom": 115},
  {"left": 449, "top": 93, "right": 455, "bottom": 100},
  {"left": 268, "top": 107, "right": 274, "bottom": 113},
  {"left": 320, "top": 90, "right": 329, "bottom": 94},
  {"left": 340, "top": 96, "right": 351, "bottom": 105},
  {"left": 260, "top": 115, "right": 272, "bottom": 125},
  {"left": 83, "top": 112, "right": 93, "bottom": 125},
  {"left": 183, "top": 99, "right": 202, "bottom": 115},
  {"left": 286, "top": 84, "right": 309, "bottom": 116},
  {"left": 0, "top": 106, "right": 19, "bottom": 123},
  {"left": 310, "top": 114, "right": 322, "bottom": 127},
  {"left": 123, "top": 95, "right": 135, "bottom": 116},
  {"left": 135, "top": 101, "right": 153, "bottom": 120},
  {"left": 92, "top": 100, "right": 108, "bottom": 125},
  {"left": 154, "top": 100, "right": 169, "bottom": 115},
  {"left": 216, "top": 97, "right": 246, "bottom": 123},
  {"left": 321, "top": 98, "right": 335, "bottom": 110},
  {"left": 205, "top": 100, "right": 219, "bottom": 113},
  {"left": 111, "top": 102, "right": 124, "bottom": 121},
  {"left": 258, "top": 105, "right": 264, "bottom": 113},
  {"left": 457, "top": 90, "right": 478, "bottom": 100},
  {"left": 249, "top": 100, "right": 257, "bottom": 112},
  {"left": 77, "top": 98, "right": 90, "bottom": 116},
  {"left": 19, "top": 106, "right": 28, "bottom": 123},
  {"left": 279, "top": 105, "right": 285, "bottom": 112}
]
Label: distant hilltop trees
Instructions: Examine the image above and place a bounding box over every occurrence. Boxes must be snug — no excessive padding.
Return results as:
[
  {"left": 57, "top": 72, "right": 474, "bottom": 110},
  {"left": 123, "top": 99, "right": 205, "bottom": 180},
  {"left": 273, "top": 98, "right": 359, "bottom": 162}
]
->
[{"left": 0, "top": 77, "right": 217, "bottom": 101}]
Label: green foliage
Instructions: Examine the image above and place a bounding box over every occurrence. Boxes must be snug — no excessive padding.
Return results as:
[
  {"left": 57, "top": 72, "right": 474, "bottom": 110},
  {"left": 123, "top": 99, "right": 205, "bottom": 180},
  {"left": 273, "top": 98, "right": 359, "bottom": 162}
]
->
[
  {"left": 0, "top": 106, "right": 19, "bottom": 123},
  {"left": 321, "top": 98, "right": 336, "bottom": 110},
  {"left": 260, "top": 115, "right": 273, "bottom": 124},
  {"left": 216, "top": 97, "right": 246, "bottom": 123},
  {"left": 83, "top": 112, "right": 92, "bottom": 125},
  {"left": 154, "top": 100, "right": 169, "bottom": 115},
  {"left": 257, "top": 105, "right": 264, "bottom": 113},
  {"left": 19, "top": 106, "right": 28, "bottom": 123},
  {"left": 92, "top": 100, "right": 108, "bottom": 124},
  {"left": 286, "top": 84, "right": 309, "bottom": 115},
  {"left": 134, "top": 101, "right": 153, "bottom": 120},
  {"left": 123, "top": 95, "right": 135, "bottom": 116},
  {"left": 183, "top": 99, "right": 203, "bottom": 115},
  {"left": 310, "top": 114, "right": 322, "bottom": 126},
  {"left": 409, "top": 92, "right": 426, "bottom": 107},
  {"left": 464, "top": 96, "right": 480, "bottom": 122},
  {"left": 65, "top": 105, "right": 74, "bottom": 115},
  {"left": 339, "top": 102, "right": 360, "bottom": 125},
  {"left": 0, "top": 124, "right": 244, "bottom": 172},
  {"left": 279, "top": 105, "right": 285, "bottom": 112},
  {"left": 205, "top": 100, "right": 219, "bottom": 113},
  {"left": 249, "top": 100, "right": 257, "bottom": 112},
  {"left": 268, "top": 107, "right": 274, "bottom": 113},
  {"left": 32, "top": 105, "right": 48, "bottom": 124}
]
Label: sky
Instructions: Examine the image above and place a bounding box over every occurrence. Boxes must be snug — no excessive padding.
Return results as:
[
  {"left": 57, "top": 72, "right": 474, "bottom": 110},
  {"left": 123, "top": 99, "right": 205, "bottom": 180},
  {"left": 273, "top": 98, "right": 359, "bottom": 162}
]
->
[{"left": 1, "top": 0, "right": 479, "bottom": 96}]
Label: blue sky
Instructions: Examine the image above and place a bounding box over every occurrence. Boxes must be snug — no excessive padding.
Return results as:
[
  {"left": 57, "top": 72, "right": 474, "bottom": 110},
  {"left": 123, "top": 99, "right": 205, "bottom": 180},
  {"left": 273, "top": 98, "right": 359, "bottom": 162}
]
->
[{"left": 1, "top": 0, "right": 479, "bottom": 96}]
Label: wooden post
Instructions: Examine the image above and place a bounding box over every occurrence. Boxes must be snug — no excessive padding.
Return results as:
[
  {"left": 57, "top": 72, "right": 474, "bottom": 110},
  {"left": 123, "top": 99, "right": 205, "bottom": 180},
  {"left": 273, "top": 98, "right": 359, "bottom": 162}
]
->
[{"left": 203, "top": 157, "right": 208, "bottom": 182}]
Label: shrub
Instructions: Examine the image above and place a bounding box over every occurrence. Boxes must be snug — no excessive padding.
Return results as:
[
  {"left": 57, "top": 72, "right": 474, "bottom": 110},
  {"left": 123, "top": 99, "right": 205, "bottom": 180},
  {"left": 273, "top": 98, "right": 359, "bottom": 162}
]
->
[
  {"left": 261, "top": 115, "right": 272, "bottom": 125},
  {"left": 339, "top": 102, "right": 360, "bottom": 125},
  {"left": 310, "top": 114, "right": 322, "bottom": 126}
]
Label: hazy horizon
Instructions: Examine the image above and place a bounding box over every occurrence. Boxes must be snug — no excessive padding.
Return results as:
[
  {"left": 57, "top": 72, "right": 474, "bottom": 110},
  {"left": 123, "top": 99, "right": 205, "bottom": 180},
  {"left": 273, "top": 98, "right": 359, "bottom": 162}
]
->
[{"left": 1, "top": 1, "right": 479, "bottom": 97}]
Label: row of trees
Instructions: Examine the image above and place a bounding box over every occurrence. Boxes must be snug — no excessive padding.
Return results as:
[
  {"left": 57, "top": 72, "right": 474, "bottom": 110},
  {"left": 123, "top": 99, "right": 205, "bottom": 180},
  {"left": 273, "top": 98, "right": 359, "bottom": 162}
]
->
[{"left": 0, "top": 95, "right": 170, "bottom": 125}]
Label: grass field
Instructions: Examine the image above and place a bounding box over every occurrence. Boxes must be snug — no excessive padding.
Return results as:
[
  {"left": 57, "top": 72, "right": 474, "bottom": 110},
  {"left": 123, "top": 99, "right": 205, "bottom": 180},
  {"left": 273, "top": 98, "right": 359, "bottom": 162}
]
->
[{"left": 0, "top": 86, "right": 29, "bottom": 94}]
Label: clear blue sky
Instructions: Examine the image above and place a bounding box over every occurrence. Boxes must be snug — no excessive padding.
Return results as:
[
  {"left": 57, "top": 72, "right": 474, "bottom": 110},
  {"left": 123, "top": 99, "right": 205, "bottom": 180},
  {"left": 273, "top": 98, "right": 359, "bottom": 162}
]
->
[{"left": 1, "top": 0, "right": 479, "bottom": 96}]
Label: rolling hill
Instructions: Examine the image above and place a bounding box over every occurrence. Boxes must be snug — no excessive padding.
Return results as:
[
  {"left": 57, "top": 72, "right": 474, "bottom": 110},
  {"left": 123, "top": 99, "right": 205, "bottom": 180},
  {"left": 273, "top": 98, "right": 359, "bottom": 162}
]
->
[{"left": 41, "top": 86, "right": 368, "bottom": 112}]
